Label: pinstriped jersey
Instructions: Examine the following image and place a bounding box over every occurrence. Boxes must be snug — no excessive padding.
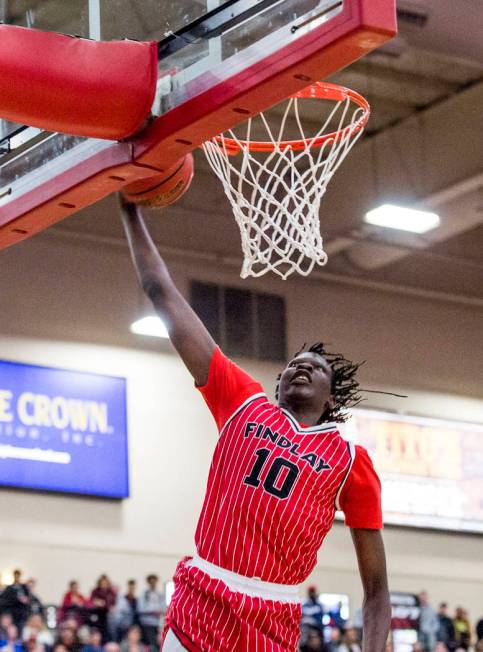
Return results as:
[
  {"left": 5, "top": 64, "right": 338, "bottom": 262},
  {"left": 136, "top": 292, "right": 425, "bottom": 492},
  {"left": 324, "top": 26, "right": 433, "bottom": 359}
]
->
[
  {"left": 195, "top": 348, "right": 382, "bottom": 586},
  {"left": 196, "top": 392, "right": 353, "bottom": 584}
]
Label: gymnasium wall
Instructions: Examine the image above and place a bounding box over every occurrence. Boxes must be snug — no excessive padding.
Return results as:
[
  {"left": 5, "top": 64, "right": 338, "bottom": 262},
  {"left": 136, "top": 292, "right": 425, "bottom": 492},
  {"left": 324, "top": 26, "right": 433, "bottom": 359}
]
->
[{"left": 0, "top": 232, "right": 482, "bottom": 619}]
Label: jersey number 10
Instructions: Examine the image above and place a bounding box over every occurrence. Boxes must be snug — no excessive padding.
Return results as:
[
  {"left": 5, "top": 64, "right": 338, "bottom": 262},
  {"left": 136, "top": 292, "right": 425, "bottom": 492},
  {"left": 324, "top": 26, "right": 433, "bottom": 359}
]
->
[{"left": 244, "top": 448, "right": 299, "bottom": 500}]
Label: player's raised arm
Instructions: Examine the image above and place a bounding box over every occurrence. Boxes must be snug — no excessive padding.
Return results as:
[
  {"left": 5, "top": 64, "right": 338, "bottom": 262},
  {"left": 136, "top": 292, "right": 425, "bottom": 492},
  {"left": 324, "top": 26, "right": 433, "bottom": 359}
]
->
[
  {"left": 120, "top": 197, "right": 216, "bottom": 386},
  {"left": 351, "top": 528, "right": 391, "bottom": 652}
]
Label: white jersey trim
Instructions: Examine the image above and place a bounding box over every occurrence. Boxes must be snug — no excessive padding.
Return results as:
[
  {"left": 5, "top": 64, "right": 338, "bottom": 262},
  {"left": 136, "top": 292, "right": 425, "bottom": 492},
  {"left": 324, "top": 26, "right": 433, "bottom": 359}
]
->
[
  {"left": 218, "top": 392, "right": 267, "bottom": 436},
  {"left": 334, "top": 440, "right": 356, "bottom": 511},
  {"left": 186, "top": 554, "right": 302, "bottom": 603},
  {"left": 280, "top": 408, "right": 338, "bottom": 435}
]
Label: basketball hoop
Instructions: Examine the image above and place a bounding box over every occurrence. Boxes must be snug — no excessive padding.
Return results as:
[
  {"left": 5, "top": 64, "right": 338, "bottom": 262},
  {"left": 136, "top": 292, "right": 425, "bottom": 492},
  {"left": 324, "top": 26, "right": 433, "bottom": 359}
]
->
[{"left": 202, "top": 82, "right": 370, "bottom": 279}]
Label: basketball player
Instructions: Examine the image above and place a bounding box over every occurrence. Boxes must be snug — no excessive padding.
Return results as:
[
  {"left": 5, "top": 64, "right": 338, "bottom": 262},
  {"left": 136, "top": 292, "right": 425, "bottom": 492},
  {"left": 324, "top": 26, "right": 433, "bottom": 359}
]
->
[{"left": 120, "top": 198, "right": 391, "bottom": 652}]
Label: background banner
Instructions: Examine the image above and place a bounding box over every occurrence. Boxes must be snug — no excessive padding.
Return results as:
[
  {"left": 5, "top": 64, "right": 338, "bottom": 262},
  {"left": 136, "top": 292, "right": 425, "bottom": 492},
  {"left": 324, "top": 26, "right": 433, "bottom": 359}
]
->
[
  {"left": 344, "top": 409, "right": 483, "bottom": 533},
  {"left": 0, "top": 359, "right": 128, "bottom": 498}
]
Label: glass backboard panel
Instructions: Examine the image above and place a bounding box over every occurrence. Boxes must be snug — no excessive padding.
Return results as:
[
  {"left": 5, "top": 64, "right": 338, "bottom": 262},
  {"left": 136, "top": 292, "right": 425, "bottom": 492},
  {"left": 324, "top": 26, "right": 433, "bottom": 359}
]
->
[
  {"left": 153, "top": 0, "right": 343, "bottom": 114},
  {"left": 0, "top": 132, "right": 109, "bottom": 203},
  {"left": 101, "top": 1, "right": 210, "bottom": 41},
  {"left": 0, "top": 0, "right": 345, "bottom": 204},
  {"left": 0, "top": 0, "right": 396, "bottom": 245},
  {"left": 1, "top": 0, "right": 89, "bottom": 37}
]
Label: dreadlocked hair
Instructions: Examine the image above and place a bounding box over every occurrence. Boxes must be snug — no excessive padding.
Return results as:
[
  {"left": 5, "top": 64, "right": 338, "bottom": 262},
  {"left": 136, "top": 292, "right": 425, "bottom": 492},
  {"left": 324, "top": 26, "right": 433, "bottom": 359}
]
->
[{"left": 275, "top": 342, "right": 364, "bottom": 424}]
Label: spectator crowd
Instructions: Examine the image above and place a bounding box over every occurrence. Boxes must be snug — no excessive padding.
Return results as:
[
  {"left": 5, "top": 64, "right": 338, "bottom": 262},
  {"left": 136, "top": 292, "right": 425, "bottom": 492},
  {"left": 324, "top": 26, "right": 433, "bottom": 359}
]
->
[
  {"left": 0, "top": 570, "right": 166, "bottom": 652},
  {"left": 1, "top": 572, "right": 482, "bottom": 652},
  {"left": 301, "top": 587, "right": 483, "bottom": 652}
]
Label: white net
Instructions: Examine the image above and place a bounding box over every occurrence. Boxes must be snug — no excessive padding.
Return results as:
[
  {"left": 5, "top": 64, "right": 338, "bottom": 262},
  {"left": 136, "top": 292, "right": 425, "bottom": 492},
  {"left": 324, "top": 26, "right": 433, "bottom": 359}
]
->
[{"left": 202, "top": 85, "right": 368, "bottom": 279}]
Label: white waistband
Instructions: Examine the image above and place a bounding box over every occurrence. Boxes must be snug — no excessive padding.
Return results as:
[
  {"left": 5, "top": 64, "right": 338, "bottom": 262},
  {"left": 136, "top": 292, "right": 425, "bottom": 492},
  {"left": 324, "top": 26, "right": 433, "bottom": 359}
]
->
[{"left": 185, "top": 554, "right": 301, "bottom": 604}]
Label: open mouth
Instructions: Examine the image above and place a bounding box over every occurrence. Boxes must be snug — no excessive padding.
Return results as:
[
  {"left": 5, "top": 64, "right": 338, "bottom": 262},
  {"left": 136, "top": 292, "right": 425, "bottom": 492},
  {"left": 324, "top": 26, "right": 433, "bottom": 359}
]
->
[{"left": 290, "top": 370, "right": 311, "bottom": 384}]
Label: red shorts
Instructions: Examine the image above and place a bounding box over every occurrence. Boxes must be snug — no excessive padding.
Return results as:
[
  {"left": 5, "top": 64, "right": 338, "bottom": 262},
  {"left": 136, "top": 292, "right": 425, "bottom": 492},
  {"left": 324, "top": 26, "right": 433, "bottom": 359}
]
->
[{"left": 163, "top": 557, "right": 302, "bottom": 651}]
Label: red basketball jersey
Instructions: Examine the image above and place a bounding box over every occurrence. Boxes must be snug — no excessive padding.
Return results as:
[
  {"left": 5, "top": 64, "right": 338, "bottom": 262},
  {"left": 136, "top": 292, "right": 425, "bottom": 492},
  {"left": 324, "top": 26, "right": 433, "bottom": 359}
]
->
[{"left": 195, "top": 348, "right": 382, "bottom": 585}]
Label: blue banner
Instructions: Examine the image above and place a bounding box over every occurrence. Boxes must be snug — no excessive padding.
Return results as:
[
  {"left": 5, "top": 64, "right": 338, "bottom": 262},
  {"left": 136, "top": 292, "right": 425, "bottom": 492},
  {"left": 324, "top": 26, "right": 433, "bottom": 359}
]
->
[{"left": 0, "top": 359, "right": 128, "bottom": 498}]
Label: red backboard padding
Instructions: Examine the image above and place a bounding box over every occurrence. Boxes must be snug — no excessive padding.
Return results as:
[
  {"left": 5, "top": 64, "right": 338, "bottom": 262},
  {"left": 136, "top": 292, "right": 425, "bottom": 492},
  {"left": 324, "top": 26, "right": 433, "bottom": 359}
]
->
[{"left": 0, "top": 25, "right": 158, "bottom": 140}]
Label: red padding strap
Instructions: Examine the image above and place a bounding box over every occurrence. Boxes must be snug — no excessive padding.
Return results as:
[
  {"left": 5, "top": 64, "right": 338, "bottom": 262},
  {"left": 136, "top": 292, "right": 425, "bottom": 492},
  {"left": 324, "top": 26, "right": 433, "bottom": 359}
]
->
[{"left": 0, "top": 25, "right": 158, "bottom": 140}]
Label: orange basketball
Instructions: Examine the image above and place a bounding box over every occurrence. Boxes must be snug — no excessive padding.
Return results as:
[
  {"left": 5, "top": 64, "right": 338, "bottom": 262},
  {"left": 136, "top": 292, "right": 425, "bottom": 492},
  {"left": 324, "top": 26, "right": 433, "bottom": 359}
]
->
[{"left": 121, "top": 154, "right": 194, "bottom": 208}]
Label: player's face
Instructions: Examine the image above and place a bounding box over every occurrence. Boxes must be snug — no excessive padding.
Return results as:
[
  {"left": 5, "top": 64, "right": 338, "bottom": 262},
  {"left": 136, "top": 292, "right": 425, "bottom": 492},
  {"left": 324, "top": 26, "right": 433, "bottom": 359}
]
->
[{"left": 278, "top": 352, "right": 334, "bottom": 416}]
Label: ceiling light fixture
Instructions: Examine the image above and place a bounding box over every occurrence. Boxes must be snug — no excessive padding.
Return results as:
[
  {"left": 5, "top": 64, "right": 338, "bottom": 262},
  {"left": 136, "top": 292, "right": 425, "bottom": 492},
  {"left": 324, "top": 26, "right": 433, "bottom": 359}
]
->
[
  {"left": 130, "top": 316, "right": 169, "bottom": 338},
  {"left": 364, "top": 204, "right": 440, "bottom": 234}
]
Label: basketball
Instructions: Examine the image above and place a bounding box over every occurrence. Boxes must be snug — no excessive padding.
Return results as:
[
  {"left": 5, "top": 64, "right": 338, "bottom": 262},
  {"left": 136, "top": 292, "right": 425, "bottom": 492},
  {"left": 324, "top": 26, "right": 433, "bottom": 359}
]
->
[{"left": 121, "top": 154, "right": 194, "bottom": 208}]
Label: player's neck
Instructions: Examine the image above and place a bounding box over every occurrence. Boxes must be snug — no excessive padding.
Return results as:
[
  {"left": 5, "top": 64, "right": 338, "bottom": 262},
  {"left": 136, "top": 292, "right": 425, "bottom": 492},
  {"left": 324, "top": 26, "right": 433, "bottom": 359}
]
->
[{"left": 279, "top": 402, "right": 320, "bottom": 427}]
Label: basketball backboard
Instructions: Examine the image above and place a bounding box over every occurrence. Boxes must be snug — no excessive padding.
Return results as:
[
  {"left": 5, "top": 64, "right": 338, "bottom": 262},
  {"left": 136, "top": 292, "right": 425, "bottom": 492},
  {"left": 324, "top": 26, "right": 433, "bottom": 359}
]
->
[{"left": 0, "top": 0, "right": 396, "bottom": 249}]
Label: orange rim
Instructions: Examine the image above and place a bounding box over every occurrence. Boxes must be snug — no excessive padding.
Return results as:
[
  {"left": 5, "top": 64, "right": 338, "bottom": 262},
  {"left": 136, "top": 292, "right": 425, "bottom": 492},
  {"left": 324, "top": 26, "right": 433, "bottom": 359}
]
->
[{"left": 211, "top": 82, "right": 370, "bottom": 155}]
